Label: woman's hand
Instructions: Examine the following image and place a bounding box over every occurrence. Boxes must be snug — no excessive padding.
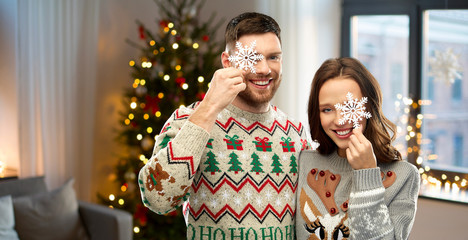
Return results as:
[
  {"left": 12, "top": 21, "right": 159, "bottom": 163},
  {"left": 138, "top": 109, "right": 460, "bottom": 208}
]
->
[{"left": 346, "top": 128, "right": 377, "bottom": 170}]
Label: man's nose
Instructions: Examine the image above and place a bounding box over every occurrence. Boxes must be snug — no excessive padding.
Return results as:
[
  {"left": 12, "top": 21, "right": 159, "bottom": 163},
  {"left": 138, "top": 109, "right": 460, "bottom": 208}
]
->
[{"left": 255, "top": 59, "right": 270, "bottom": 75}]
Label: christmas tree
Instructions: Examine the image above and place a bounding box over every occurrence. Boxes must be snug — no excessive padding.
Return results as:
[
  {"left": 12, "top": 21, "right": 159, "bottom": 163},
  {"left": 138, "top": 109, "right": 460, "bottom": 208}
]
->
[
  {"left": 271, "top": 153, "right": 283, "bottom": 176},
  {"left": 98, "top": 0, "right": 224, "bottom": 239},
  {"left": 204, "top": 151, "right": 221, "bottom": 175},
  {"left": 228, "top": 152, "right": 243, "bottom": 174},
  {"left": 250, "top": 152, "right": 264, "bottom": 174},
  {"left": 289, "top": 154, "right": 297, "bottom": 175}
]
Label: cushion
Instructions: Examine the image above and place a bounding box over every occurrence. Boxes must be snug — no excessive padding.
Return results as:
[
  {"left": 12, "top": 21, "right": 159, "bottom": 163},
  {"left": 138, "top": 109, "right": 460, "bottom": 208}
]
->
[
  {"left": 13, "top": 178, "right": 89, "bottom": 240},
  {"left": 0, "top": 176, "right": 47, "bottom": 198},
  {"left": 0, "top": 195, "right": 19, "bottom": 240}
]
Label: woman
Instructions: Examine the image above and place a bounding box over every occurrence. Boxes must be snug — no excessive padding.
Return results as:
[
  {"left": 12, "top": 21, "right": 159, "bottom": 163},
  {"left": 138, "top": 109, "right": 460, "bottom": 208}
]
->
[{"left": 296, "top": 57, "right": 419, "bottom": 240}]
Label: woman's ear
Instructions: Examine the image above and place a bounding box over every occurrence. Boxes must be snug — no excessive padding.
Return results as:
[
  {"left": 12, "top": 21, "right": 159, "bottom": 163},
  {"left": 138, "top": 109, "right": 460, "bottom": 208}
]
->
[{"left": 221, "top": 51, "right": 232, "bottom": 68}]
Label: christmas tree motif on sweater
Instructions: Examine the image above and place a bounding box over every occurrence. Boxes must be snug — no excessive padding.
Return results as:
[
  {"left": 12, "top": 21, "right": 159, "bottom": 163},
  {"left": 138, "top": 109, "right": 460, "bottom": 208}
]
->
[
  {"left": 206, "top": 138, "right": 214, "bottom": 149},
  {"left": 271, "top": 153, "right": 283, "bottom": 176},
  {"left": 228, "top": 152, "right": 244, "bottom": 174},
  {"left": 160, "top": 123, "right": 171, "bottom": 134},
  {"left": 223, "top": 134, "right": 243, "bottom": 150},
  {"left": 204, "top": 151, "right": 221, "bottom": 175},
  {"left": 159, "top": 135, "right": 171, "bottom": 148},
  {"left": 280, "top": 137, "right": 296, "bottom": 152},
  {"left": 289, "top": 154, "right": 298, "bottom": 176},
  {"left": 252, "top": 137, "right": 272, "bottom": 152},
  {"left": 250, "top": 152, "right": 264, "bottom": 175}
]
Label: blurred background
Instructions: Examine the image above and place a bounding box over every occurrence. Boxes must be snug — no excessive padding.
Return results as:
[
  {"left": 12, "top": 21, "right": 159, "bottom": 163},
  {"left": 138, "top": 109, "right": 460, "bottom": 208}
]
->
[{"left": 0, "top": 0, "right": 467, "bottom": 239}]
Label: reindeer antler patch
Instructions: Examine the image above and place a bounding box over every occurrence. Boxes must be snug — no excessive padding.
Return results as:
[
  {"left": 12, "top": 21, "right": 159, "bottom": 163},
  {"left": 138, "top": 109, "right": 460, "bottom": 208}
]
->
[{"left": 307, "top": 168, "right": 342, "bottom": 216}]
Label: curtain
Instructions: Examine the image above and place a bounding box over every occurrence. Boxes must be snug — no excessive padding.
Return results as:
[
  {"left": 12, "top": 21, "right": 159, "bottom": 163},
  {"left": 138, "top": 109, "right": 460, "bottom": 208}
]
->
[
  {"left": 17, "top": 0, "right": 99, "bottom": 201},
  {"left": 258, "top": 0, "right": 341, "bottom": 126}
]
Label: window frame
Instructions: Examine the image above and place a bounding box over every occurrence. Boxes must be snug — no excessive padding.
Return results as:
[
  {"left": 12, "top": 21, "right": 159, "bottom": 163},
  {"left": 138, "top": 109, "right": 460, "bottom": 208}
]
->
[{"left": 341, "top": 0, "right": 468, "bottom": 202}]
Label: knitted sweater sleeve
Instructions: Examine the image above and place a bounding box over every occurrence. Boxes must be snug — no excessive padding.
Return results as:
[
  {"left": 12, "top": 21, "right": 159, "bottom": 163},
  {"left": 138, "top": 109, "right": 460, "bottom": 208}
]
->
[
  {"left": 348, "top": 166, "right": 419, "bottom": 240},
  {"left": 138, "top": 108, "right": 210, "bottom": 215}
]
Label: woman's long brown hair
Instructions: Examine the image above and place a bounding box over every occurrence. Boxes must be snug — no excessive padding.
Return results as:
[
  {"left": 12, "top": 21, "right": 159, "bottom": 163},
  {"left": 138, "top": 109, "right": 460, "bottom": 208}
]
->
[{"left": 308, "top": 57, "right": 401, "bottom": 163}]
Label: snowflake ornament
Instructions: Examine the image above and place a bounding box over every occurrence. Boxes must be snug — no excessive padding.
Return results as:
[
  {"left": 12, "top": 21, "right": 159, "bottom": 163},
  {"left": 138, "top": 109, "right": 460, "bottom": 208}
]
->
[
  {"left": 228, "top": 40, "right": 264, "bottom": 73},
  {"left": 334, "top": 92, "right": 372, "bottom": 129},
  {"left": 428, "top": 48, "right": 463, "bottom": 85}
]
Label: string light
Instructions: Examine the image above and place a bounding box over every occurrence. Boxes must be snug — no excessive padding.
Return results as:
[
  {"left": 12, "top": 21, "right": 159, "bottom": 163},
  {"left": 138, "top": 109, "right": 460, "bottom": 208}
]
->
[
  {"left": 143, "top": 114, "right": 149, "bottom": 120},
  {"left": 198, "top": 76, "right": 204, "bottom": 82},
  {"left": 172, "top": 43, "right": 179, "bottom": 49},
  {"left": 147, "top": 127, "right": 153, "bottom": 134},
  {"left": 128, "top": 114, "right": 134, "bottom": 120},
  {"left": 129, "top": 60, "right": 135, "bottom": 66},
  {"left": 192, "top": 43, "right": 199, "bottom": 49},
  {"left": 130, "top": 102, "right": 137, "bottom": 109},
  {"left": 182, "top": 83, "right": 189, "bottom": 90},
  {"left": 168, "top": 22, "right": 174, "bottom": 28},
  {"left": 134, "top": 227, "right": 140, "bottom": 234},
  {"left": 150, "top": 40, "right": 155, "bottom": 46},
  {"left": 137, "top": 134, "right": 143, "bottom": 140},
  {"left": 109, "top": 194, "right": 115, "bottom": 201},
  {"left": 142, "top": 62, "right": 152, "bottom": 68},
  {"left": 155, "top": 111, "right": 161, "bottom": 117},
  {"left": 163, "top": 75, "right": 170, "bottom": 81}
]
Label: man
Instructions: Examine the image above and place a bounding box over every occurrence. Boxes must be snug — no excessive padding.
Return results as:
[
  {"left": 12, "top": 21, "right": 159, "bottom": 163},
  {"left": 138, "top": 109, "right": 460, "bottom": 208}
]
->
[{"left": 139, "top": 12, "right": 310, "bottom": 240}]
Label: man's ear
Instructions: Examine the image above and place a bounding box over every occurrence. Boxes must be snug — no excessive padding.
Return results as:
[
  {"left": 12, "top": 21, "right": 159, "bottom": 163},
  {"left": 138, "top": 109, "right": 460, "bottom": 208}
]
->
[{"left": 221, "top": 51, "right": 232, "bottom": 68}]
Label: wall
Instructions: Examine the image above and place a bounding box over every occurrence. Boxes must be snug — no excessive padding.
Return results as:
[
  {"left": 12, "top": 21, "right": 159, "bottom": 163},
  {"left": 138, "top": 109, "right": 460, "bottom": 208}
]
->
[{"left": 411, "top": 197, "right": 468, "bottom": 239}]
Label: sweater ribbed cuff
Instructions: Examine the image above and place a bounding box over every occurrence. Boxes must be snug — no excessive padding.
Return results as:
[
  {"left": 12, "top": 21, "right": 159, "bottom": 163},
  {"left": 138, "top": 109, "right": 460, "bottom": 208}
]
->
[
  {"left": 173, "top": 120, "right": 210, "bottom": 156},
  {"left": 352, "top": 167, "right": 383, "bottom": 192}
]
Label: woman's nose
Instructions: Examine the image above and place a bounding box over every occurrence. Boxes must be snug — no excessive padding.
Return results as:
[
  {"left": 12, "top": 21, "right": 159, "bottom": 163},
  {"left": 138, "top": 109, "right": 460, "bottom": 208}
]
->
[{"left": 333, "top": 110, "right": 343, "bottom": 126}]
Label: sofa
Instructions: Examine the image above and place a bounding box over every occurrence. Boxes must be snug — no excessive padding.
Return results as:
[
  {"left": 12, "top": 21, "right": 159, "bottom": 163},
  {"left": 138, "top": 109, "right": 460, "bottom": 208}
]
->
[{"left": 0, "top": 176, "right": 133, "bottom": 240}]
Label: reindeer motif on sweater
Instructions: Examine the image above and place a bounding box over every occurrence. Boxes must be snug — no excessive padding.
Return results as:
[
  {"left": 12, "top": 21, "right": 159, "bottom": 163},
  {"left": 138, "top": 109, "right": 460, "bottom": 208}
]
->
[{"left": 299, "top": 168, "right": 396, "bottom": 240}]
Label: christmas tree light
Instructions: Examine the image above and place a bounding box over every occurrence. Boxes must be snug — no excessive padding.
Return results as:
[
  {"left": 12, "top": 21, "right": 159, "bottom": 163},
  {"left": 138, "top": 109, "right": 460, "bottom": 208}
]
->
[{"left": 97, "top": 0, "right": 224, "bottom": 238}]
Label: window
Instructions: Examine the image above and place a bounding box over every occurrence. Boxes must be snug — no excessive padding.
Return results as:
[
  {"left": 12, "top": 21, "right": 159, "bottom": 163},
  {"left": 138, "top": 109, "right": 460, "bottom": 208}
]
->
[
  {"left": 350, "top": 15, "right": 410, "bottom": 157},
  {"left": 342, "top": 0, "right": 468, "bottom": 203}
]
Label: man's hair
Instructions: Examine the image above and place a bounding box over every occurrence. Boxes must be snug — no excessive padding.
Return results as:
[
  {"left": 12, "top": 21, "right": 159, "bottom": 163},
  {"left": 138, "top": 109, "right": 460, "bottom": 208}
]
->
[
  {"left": 225, "top": 12, "right": 281, "bottom": 51},
  {"left": 307, "top": 57, "right": 402, "bottom": 163}
]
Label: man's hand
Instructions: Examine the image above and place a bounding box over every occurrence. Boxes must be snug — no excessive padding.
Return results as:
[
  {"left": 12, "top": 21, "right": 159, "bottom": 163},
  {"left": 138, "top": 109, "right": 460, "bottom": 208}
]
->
[
  {"left": 188, "top": 67, "right": 246, "bottom": 132},
  {"left": 345, "top": 128, "right": 377, "bottom": 170}
]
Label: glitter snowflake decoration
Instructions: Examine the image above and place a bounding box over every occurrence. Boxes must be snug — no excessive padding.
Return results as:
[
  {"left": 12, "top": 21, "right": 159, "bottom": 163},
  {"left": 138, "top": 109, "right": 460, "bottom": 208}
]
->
[
  {"left": 228, "top": 40, "right": 264, "bottom": 73},
  {"left": 428, "top": 48, "right": 463, "bottom": 85},
  {"left": 334, "top": 92, "right": 372, "bottom": 129}
]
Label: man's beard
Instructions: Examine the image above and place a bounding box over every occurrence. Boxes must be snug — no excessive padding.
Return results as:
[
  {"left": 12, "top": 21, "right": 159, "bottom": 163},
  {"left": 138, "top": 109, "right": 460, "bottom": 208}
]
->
[{"left": 237, "top": 74, "right": 282, "bottom": 107}]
